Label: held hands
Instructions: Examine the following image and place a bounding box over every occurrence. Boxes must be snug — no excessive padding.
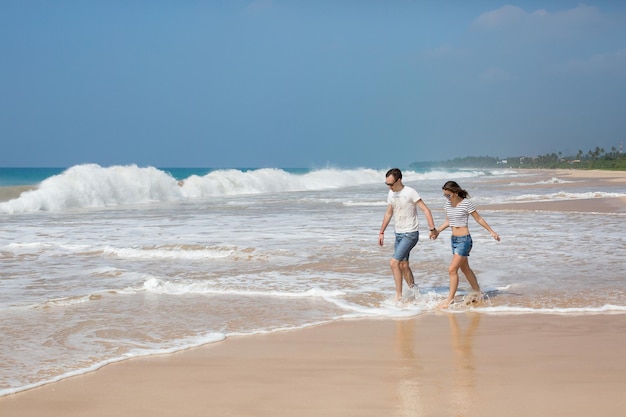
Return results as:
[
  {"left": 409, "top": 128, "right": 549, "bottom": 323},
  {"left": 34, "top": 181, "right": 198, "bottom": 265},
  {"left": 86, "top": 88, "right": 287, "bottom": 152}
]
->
[{"left": 429, "top": 229, "right": 439, "bottom": 240}]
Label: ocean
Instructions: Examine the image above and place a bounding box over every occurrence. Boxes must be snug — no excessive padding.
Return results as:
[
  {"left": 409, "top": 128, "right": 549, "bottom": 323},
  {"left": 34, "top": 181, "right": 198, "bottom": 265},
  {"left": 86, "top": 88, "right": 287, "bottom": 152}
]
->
[{"left": 1, "top": 164, "right": 625, "bottom": 396}]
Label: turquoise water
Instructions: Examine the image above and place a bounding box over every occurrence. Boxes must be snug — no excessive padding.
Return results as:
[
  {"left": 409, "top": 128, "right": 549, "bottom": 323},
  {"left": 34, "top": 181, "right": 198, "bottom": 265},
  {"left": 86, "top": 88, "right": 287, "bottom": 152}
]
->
[{"left": 0, "top": 168, "right": 65, "bottom": 186}]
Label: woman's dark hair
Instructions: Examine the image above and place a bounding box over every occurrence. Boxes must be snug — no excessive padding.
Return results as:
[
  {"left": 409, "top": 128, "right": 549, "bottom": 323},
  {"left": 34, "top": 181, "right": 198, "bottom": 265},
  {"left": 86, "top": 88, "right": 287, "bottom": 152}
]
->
[{"left": 442, "top": 181, "right": 470, "bottom": 199}]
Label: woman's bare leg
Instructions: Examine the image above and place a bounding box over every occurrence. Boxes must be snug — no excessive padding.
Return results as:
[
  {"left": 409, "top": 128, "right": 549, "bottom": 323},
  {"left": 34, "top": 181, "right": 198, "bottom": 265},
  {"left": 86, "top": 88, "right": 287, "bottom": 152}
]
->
[
  {"left": 459, "top": 258, "right": 480, "bottom": 292},
  {"left": 438, "top": 254, "right": 465, "bottom": 309}
]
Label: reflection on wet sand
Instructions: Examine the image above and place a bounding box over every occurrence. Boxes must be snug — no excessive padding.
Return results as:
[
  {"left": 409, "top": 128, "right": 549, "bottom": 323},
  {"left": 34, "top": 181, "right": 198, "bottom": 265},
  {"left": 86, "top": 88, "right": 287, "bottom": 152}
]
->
[
  {"left": 449, "top": 313, "right": 480, "bottom": 417},
  {"left": 393, "top": 313, "right": 481, "bottom": 417},
  {"left": 394, "top": 318, "right": 424, "bottom": 416}
]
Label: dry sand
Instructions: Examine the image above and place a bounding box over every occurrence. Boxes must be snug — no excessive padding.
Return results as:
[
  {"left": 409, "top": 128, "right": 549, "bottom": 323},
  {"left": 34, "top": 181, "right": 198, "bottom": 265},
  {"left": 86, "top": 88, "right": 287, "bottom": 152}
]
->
[
  {"left": 0, "top": 185, "right": 35, "bottom": 203},
  {"left": 479, "top": 169, "right": 626, "bottom": 213},
  {"left": 1, "top": 314, "right": 625, "bottom": 417}
]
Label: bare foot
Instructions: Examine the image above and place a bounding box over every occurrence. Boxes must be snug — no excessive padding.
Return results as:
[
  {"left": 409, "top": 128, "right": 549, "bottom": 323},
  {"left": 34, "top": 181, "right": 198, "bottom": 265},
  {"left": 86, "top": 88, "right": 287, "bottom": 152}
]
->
[{"left": 437, "top": 299, "right": 453, "bottom": 309}]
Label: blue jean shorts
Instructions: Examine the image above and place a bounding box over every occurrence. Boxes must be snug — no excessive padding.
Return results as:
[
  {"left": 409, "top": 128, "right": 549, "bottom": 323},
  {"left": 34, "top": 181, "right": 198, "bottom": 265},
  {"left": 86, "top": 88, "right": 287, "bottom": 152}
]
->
[
  {"left": 393, "top": 231, "right": 419, "bottom": 261},
  {"left": 451, "top": 234, "right": 472, "bottom": 256}
]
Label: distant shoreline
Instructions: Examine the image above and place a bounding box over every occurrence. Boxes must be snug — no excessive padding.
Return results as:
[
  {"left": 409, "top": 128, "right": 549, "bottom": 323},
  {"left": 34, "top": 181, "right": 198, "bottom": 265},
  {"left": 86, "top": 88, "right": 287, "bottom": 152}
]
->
[
  {"left": 0, "top": 185, "right": 36, "bottom": 202},
  {"left": 410, "top": 149, "right": 626, "bottom": 171}
]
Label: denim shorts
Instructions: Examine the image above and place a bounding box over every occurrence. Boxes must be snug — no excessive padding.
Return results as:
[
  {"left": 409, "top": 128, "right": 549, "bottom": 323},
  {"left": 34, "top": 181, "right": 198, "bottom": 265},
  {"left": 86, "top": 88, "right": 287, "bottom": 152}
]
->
[
  {"left": 451, "top": 234, "right": 472, "bottom": 256},
  {"left": 393, "top": 231, "right": 419, "bottom": 261}
]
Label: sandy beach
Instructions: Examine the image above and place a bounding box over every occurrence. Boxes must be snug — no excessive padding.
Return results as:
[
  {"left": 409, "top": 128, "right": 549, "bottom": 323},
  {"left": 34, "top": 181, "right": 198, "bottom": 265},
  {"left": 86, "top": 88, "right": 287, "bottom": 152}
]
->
[
  {"left": 480, "top": 169, "right": 626, "bottom": 213},
  {"left": 1, "top": 314, "right": 625, "bottom": 417},
  {"left": 1, "top": 168, "right": 625, "bottom": 416},
  {"left": 0, "top": 185, "right": 35, "bottom": 203}
]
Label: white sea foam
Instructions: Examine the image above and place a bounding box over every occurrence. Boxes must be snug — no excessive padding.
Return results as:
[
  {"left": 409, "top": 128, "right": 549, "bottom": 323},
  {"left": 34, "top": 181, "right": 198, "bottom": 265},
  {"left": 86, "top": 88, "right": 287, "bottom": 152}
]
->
[
  {"left": 510, "top": 191, "right": 626, "bottom": 202},
  {"left": 343, "top": 201, "right": 388, "bottom": 207},
  {"left": 0, "top": 164, "right": 184, "bottom": 213},
  {"left": 476, "top": 305, "right": 626, "bottom": 314},
  {"left": 507, "top": 177, "right": 576, "bottom": 186},
  {"left": 103, "top": 245, "right": 236, "bottom": 260},
  {"left": 0, "top": 164, "right": 508, "bottom": 213},
  {"left": 140, "top": 276, "right": 347, "bottom": 298}
]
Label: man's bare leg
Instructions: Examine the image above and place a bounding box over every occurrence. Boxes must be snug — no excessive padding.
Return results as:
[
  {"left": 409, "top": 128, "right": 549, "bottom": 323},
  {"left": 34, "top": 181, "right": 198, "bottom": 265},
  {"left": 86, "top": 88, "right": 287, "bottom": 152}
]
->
[
  {"left": 399, "top": 260, "right": 415, "bottom": 288},
  {"left": 390, "top": 258, "right": 404, "bottom": 301}
]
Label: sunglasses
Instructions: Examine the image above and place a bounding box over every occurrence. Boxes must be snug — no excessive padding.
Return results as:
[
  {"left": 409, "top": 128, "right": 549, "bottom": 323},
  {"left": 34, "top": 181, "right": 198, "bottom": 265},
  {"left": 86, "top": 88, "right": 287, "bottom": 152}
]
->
[
  {"left": 385, "top": 179, "right": 398, "bottom": 187},
  {"left": 443, "top": 193, "right": 452, "bottom": 199}
]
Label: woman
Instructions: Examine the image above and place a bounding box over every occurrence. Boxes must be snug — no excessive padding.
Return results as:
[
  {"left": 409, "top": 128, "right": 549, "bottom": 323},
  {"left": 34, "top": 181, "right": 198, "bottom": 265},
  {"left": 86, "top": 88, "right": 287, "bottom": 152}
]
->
[{"left": 434, "top": 181, "right": 500, "bottom": 308}]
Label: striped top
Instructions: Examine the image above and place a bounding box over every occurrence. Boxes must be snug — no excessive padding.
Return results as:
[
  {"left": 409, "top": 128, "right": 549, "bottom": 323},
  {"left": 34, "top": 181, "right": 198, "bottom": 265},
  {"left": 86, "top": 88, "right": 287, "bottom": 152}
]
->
[{"left": 444, "top": 199, "right": 476, "bottom": 227}]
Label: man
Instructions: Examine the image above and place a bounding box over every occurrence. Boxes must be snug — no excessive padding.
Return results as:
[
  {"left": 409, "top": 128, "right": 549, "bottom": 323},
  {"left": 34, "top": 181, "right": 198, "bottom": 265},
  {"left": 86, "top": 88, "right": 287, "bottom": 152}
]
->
[{"left": 378, "top": 168, "right": 438, "bottom": 301}]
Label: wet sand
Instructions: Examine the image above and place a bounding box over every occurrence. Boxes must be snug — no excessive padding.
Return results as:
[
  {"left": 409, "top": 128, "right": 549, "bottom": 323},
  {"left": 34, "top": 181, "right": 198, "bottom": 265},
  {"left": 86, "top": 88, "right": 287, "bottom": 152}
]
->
[{"left": 1, "top": 314, "right": 624, "bottom": 417}]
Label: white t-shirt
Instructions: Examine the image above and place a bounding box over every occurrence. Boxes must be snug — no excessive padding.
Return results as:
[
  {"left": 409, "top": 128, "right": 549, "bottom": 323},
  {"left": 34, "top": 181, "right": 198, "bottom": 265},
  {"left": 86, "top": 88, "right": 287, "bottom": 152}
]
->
[{"left": 387, "top": 185, "right": 421, "bottom": 233}]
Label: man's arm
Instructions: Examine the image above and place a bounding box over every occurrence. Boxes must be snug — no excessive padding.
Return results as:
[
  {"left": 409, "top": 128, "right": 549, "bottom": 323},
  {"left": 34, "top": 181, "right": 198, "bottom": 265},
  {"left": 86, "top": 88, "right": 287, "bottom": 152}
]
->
[
  {"left": 416, "top": 199, "right": 438, "bottom": 239},
  {"left": 379, "top": 204, "right": 393, "bottom": 246}
]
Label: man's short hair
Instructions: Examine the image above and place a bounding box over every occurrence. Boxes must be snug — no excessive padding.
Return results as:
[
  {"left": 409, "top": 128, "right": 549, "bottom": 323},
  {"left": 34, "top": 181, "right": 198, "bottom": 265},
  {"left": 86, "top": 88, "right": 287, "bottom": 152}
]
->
[{"left": 385, "top": 168, "right": 402, "bottom": 180}]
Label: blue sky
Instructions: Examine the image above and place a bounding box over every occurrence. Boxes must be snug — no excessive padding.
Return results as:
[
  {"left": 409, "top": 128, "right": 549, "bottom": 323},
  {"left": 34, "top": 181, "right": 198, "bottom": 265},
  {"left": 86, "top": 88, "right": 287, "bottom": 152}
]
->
[{"left": 2, "top": 1, "right": 625, "bottom": 168}]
